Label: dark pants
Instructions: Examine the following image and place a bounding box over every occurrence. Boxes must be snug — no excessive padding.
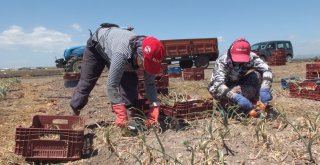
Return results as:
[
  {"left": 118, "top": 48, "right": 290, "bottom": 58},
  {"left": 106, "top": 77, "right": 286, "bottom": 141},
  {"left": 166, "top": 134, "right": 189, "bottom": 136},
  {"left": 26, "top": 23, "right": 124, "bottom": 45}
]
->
[
  {"left": 220, "top": 71, "right": 262, "bottom": 109},
  {"left": 70, "top": 47, "right": 105, "bottom": 110},
  {"left": 228, "top": 71, "right": 262, "bottom": 102},
  {"left": 70, "top": 46, "right": 139, "bottom": 111}
]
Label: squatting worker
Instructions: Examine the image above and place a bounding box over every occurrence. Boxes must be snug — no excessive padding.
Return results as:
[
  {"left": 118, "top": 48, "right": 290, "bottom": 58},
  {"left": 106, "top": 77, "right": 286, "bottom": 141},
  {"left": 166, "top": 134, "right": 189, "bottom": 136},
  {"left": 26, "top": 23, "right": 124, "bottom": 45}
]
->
[
  {"left": 70, "top": 23, "right": 165, "bottom": 127},
  {"left": 208, "top": 38, "right": 273, "bottom": 115}
]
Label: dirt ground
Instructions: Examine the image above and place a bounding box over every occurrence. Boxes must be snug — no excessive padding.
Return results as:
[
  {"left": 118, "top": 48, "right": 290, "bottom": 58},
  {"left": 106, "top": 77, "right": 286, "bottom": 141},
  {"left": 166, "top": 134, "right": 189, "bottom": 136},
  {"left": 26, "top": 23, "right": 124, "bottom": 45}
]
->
[{"left": 1, "top": 60, "right": 320, "bottom": 165}]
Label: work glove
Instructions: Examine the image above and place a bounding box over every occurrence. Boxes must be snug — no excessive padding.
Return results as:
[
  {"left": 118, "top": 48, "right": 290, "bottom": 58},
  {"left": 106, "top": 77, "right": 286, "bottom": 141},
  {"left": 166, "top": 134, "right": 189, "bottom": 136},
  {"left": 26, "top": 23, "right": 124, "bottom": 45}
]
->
[
  {"left": 232, "top": 93, "right": 253, "bottom": 111},
  {"left": 145, "top": 106, "right": 160, "bottom": 127},
  {"left": 112, "top": 104, "right": 128, "bottom": 127},
  {"left": 260, "top": 88, "right": 272, "bottom": 104}
]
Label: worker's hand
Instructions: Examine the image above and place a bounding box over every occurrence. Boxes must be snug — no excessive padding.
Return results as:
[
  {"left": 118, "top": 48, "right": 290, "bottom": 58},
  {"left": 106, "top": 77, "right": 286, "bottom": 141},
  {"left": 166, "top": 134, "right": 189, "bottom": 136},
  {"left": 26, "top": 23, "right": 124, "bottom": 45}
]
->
[
  {"left": 233, "top": 93, "right": 253, "bottom": 111},
  {"left": 260, "top": 88, "right": 272, "bottom": 104}
]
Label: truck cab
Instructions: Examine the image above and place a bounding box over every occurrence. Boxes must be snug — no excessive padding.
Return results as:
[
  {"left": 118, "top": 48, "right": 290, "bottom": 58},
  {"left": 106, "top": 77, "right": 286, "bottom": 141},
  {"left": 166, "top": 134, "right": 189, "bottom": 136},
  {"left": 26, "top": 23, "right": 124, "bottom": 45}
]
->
[{"left": 251, "top": 40, "right": 293, "bottom": 62}]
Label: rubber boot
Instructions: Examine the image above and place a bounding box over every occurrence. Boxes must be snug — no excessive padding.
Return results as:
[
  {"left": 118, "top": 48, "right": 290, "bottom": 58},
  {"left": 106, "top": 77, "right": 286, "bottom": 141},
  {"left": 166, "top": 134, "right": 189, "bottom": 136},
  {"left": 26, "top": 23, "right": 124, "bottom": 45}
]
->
[
  {"left": 145, "top": 106, "right": 160, "bottom": 127},
  {"left": 112, "top": 104, "right": 128, "bottom": 127}
]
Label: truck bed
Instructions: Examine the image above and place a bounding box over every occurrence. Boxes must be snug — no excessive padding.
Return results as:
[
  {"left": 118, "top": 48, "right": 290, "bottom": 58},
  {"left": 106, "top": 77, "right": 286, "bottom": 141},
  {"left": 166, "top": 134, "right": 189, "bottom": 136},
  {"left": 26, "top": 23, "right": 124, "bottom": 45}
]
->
[{"left": 160, "top": 38, "right": 218, "bottom": 59}]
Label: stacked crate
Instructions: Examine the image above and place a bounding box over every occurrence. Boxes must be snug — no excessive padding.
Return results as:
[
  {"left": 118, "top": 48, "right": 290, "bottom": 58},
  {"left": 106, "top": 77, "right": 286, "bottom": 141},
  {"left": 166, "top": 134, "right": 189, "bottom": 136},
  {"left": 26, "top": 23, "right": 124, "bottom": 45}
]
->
[
  {"left": 268, "top": 49, "right": 286, "bottom": 66},
  {"left": 306, "top": 63, "right": 320, "bottom": 80},
  {"left": 63, "top": 72, "right": 80, "bottom": 88},
  {"left": 161, "top": 99, "right": 213, "bottom": 120},
  {"left": 182, "top": 68, "right": 205, "bottom": 81},
  {"left": 137, "top": 75, "right": 169, "bottom": 97},
  {"left": 288, "top": 81, "right": 320, "bottom": 101},
  {"left": 136, "top": 63, "right": 169, "bottom": 110}
]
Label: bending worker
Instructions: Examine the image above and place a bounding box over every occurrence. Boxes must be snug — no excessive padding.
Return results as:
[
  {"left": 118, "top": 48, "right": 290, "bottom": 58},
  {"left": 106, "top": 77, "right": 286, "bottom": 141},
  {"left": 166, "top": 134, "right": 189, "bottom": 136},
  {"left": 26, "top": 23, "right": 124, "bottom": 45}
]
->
[
  {"left": 208, "top": 38, "right": 273, "bottom": 115},
  {"left": 70, "top": 23, "right": 165, "bottom": 127}
]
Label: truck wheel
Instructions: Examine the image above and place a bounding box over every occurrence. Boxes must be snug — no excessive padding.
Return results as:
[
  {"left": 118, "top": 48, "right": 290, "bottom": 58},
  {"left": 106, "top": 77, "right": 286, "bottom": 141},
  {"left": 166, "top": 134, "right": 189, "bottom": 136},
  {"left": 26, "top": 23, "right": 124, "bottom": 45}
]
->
[
  {"left": 195, "top": 56, "right": 209, "bottom": 68},
  {"left": 179, "top": 60, "right": 193, "bottom": 69},
  {"left": 66, "top": 58, "right": 82, "bottom": 72}
]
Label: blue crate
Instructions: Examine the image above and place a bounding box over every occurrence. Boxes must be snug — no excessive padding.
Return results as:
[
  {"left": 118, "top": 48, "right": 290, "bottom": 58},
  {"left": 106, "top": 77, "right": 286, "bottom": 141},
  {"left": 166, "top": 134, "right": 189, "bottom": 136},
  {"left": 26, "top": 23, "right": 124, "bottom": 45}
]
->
[{"left": 167, "top": 67, "right": 182, "bottom": 74}]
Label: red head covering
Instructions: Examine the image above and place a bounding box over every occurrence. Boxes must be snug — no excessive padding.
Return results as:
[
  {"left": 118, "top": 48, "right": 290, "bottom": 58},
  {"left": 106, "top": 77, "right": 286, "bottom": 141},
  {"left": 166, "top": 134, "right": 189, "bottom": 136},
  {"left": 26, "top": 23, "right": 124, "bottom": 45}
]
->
[
  {"left": 142, "top": 37, "right": 165, "bottom": 74},
  {"left": 230, "top": 38, "right": 251, "bottom": 62}
]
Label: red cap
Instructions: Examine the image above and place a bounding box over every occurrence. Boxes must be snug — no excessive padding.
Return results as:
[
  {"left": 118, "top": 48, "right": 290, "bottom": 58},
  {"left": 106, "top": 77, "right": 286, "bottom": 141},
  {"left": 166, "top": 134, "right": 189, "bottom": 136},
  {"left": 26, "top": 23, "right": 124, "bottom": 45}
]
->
[
  {"left": 142, "top": 37, "right": 165, "bottom": 74},
  {"left": 230, "top": 38, "right": 251, "bottom": 63}
]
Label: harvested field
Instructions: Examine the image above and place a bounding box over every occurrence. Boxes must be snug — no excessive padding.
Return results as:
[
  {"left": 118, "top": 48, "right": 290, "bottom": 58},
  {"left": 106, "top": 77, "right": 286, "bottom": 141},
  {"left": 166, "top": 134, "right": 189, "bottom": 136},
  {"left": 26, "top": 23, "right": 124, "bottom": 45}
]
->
[{"left": 1, "top": 60, "right": 320, "bottom": 164}]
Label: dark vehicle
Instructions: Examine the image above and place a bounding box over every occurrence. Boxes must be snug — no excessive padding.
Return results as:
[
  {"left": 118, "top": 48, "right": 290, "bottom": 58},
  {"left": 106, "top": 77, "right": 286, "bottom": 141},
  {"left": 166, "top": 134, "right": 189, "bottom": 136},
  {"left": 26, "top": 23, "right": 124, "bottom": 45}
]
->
[{"left": 251, "top": 40, "right": 293, "bottom": 62}]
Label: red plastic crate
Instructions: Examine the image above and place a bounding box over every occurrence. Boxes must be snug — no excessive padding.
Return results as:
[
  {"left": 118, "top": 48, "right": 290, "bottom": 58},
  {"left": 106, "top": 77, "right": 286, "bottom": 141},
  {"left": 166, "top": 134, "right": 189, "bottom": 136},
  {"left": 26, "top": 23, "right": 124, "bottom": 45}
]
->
[
  {"left": 137, "top": 63, "right": 168, "bottom": 79},
  {"left": 15, "top": 115, "right": 85, "bottom": 161},
  {"left": 268, "top": 51, "right": 286, "bottom": 66},
  {"left": 63, "top": 72, "right": 80, "bottom": 80},
  {"left": 168, "top": 73, "right": 182, "bottom": 78},
  {"left": 63, "top": 72, "right": 80, "bottom": 88},
  {"left": 288, "top": 81, "right": 320, "bottom": 101},
  {"left": 306, "top": 72, "right": 320, "bottom": 80},
  {"left": 306, "top": 63, "right": 320, "bottom": 69},
  {"left": 138, "top": 87, "right": 169, "bottom": 98},
  {"left": 182, "top": 68, "right": 205, "bottom": 81},
  {"left": 161, "top": 99, "right": 213, "bottom": 120}
]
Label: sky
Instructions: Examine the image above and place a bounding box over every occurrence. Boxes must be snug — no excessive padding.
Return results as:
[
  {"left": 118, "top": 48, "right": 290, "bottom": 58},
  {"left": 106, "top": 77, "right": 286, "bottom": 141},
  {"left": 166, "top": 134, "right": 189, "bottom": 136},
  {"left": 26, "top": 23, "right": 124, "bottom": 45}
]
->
[{"left": 0, "top": 0, "right": 320, "bottom": 68}]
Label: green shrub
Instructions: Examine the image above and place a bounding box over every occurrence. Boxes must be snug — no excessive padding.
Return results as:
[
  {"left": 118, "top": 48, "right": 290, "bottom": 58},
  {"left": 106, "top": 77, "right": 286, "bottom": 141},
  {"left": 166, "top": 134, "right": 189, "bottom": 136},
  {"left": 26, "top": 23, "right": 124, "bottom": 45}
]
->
[{"left": 0, "top": 78, "right": 21, "bottom": 97}]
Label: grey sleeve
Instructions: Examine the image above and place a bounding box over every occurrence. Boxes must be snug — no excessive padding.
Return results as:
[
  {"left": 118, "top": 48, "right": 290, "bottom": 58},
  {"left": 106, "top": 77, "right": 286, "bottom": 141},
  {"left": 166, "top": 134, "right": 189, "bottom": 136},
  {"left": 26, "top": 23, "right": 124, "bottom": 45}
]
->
[
  {"left": 107, "top": 53, "right": 127, "bottom": 105},
  {"left": 144, "top": 72, "right": 158, "bottom": 104}
]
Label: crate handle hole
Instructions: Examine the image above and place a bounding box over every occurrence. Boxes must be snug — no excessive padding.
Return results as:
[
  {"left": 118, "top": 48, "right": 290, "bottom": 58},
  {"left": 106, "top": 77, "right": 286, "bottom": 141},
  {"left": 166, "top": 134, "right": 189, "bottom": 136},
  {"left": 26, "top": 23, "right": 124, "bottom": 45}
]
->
[
  {"left": 40, "top": 134, "right": 61, "bottom": 140},
  {"left": 52, "top": 119, "right": 69, "bottom": 125}
]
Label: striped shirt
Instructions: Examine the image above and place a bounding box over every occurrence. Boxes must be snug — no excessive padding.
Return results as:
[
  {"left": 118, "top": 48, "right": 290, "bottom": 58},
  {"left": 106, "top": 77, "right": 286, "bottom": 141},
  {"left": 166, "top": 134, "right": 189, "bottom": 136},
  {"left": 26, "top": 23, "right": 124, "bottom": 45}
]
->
[{"left": 93, "top": 27, "right": 158, "bottom": 105}]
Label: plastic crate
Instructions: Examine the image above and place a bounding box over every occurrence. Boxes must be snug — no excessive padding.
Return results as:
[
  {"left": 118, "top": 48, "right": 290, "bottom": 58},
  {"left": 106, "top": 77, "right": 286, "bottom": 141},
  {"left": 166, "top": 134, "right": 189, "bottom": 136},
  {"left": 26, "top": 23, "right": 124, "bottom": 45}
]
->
[
  {"left": 182, "top": 68, "right": 204, "bottom": 81},
  {"left": 137, "top": 63, "right": 168, "bottom": 79},
  {"left": 15, "top": 115, "right": 85, "bottom": 161},
  {"left": 306, "top": 72, "right": 320, "bottom": 80},
  {"left": 161, "top": 99, "right": 213, "bottom": 120},
  {"left": 63, "top": 72, "right": 80, "bottom": 88},
  {"left": 268, "top": 52, "right": 286, "bottom": 66},
  {"left": 280, "top": 77, "right": 302, "bottom": 89},
  {"left": 138, "top": 87, "right": 169, "bottom": 98},
  {"left": 138, "top": 75, "right": 169, "bottom": 98},
  {"left": 288, "top": 81, "right": 320, "bottom": 101},
  {"left": 168, "top": 67, "right": 182, "bottom": 78}
]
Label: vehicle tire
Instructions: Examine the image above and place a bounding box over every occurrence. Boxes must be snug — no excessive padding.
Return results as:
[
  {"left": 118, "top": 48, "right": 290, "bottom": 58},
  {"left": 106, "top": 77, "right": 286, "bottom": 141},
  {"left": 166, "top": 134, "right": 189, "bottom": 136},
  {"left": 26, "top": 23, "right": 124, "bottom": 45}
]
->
[
  {"left": 286, "top": 55, "right": 293, "bottom": 63},
  {"left": 66, "top": 57, "right": 82, "bottom": 72},
  {"left": 195, "top": 56, "right": 210, "bottom": 68},
  {"left": 179, "top": 60, "right": 193, "bottom": 69}
]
